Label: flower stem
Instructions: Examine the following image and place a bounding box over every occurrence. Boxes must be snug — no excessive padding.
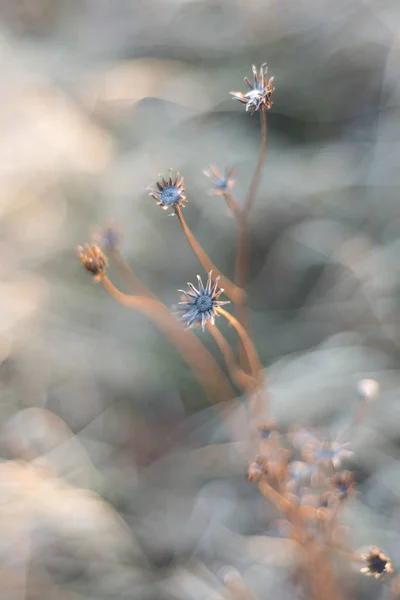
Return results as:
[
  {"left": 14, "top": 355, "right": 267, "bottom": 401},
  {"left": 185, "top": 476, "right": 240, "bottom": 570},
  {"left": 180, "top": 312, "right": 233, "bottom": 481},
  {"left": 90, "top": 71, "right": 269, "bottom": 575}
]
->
[
  {"left": 206, "top": 322, "right": 258, "bottom": 392},
  {"left": 222, "top": 191, "right": 241, "bottom": 219},
  {"left": 101, "top": 275, "right": 236, "bottom": 406},
  {"left": 234, "top": 108, "right": 268, "bottom": 367},
  {"left": 216, "top": 307, "right": 263, "bottom": 383},
  {"left": 109, "top": 249, "right": 154, "bottom": 298},
  {"left": 243, "top": 107, "right": 268, "bottom": 215},
  {"left": 174, "top": 206, "right": 244, "bottom": 303}
]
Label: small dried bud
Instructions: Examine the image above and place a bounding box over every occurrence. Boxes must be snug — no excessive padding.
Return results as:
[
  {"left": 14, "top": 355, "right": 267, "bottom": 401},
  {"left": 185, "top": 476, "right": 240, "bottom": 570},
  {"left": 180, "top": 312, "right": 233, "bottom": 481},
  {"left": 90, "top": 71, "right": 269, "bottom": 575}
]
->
[
  {"left": 361, "top": 547, "right": 393, "bottom": 580},
  {"left": 357, "top": 379, "right": 379, "bottom": 402},
  {"left": 247, "top": 459, "right": 265, "bottom": 482},
  {"left": 258, "top": 419, "right": 278, "bottom": 440},
  {"left": 78, "top": 243, "right": 108, "bottom": 281},
  {"left": 331, "top": 470, "right": 355, "bottom": 500},
  {"left": 92, "top": 222, "right": 121, "bottom": 252}
]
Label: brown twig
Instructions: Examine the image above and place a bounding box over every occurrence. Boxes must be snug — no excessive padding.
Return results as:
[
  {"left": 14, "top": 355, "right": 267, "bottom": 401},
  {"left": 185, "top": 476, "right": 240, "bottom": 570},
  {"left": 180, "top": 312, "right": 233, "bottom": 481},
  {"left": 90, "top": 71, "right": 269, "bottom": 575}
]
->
[
  {"left": 206, "top": 322, "right": 258, "bottom": 391},
  {"left": 174, "top": 206, "right": 244, "bottom": 304},
  {"left": 101, "top": 275, "right": 236, "bottom": 407},
  {"left": 216, "top": 307, "right": 263, "bottom": 384},
  {"left": 223, "top": 191, "right": 241, "bottom": 219},
  {"left": 234, "top": 108, "right": 268, "bottom": 368},
  {"left": 108, "top": 249, "right": 154, "bottom": 298}
]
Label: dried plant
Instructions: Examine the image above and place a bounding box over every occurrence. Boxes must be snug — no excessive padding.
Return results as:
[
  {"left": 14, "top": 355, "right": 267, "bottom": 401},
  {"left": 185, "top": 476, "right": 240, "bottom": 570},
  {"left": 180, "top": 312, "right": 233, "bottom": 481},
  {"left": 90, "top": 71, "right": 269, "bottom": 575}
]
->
[{"left": 76, "top": 64, "right": 394, "bottom": 600}]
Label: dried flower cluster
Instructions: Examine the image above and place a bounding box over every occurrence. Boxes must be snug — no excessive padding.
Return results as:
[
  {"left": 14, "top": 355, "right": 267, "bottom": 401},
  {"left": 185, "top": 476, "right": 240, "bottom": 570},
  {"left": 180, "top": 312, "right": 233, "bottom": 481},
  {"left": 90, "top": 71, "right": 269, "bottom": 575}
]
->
[
  {"left": 78, "top": 243, "right": 108, "bottom": 281},
  {"left": 76, "top": 62, "right": 393, "bottom": 599},
  {"left": 361, "top": 547, "right": 393, "bottom": 580},
  {"left": 149, "top": 170, "right": 187, "bottom": 212},
  {"left": 177, "top": 271, "right": 230, "bottom": 331},
  {"left": 230, "top": 63, "right": 275, "bottom": 113}
]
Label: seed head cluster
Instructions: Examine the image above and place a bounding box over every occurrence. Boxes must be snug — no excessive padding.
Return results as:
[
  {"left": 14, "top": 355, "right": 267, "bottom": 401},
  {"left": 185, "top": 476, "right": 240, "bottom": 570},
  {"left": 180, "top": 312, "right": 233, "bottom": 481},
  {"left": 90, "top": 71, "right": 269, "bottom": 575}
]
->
[
  {"left": 78, "top": 243, "right": 108, "bottom": 281},
  {"left": 361, "top": 547, "right": 393, "bottom": 580},
  {"left": 149, "top": 170, "right": 187, "bottom": 212},
  {"left": 177, "top": 271, "right": 230, "bottom": 331},
  {"left": 230, "top": 64, "right": 275, "bottom": 113},
  {"left": 76, "top": 64, "right": 392, "bottom": 595},
  {"left": 203, "top": 165, "right": 236, "bottom": 196}
]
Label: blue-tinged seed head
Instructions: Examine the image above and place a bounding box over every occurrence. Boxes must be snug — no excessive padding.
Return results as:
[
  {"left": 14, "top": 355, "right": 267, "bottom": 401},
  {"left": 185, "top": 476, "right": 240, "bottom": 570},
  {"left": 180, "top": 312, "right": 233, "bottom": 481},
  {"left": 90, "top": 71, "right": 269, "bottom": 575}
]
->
[
  {"left": 176, "top": 271, "right": 230, "bottom": 331},
  {"left": 230, "top": 63, "right": 275, "bottom": 114},
  {"left": 149, "top": 170, "right": 187, "bottom": 211},
  {"left": 203, "top": 165, "right": 236, "bottom": 196}
]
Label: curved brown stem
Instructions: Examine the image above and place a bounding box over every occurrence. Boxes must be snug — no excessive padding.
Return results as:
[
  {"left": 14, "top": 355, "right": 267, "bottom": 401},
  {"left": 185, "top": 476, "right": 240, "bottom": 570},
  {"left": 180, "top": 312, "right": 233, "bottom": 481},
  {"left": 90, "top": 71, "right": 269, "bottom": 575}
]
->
[
  {"left": 174, "top": 206, "right": 244, "bottom": 304},
  {"left": 101, "top": 275, "right": 236, "bottom": 407},
  {"left": 243, "top": 107, "right": 268, "bottom": 215},
  {"left": 216, "top": 307, "right": 263, "bottom": 384},
  {"left": 234, "top": 108, "right": 268, "bottom": 367},
  {"left": 222, "top": 191, "right": 241, "bottom": 219},
  {"left": 109, "top": 249, "right": 154, "bottom": 298},
  {"left": 206, "top": 323, "right": 258, "bottom": 391}
]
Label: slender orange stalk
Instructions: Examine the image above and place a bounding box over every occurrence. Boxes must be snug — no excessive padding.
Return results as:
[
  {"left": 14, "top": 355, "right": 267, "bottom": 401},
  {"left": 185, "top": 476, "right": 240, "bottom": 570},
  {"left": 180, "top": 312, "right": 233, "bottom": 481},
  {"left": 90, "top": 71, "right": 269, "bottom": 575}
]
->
[
  {"left": 244, "top": 107, "right": 268, "bottom": 215},
  {"left": 101, "top": 275, "right": 236, "bottom": 407},
  {"left": 109, "top": 249, "right": 154, "bottom": 298},
  {"left": 216, "top": 307, "right": 263, "bottom": 383},
  {"left": 174, "top": 206, "right": 244, "bottom": 304},
  {"left": 206, "top": 323, "right": 258, "bottom": 391},
  {"left": 222, "top": 191, "right": 241, "bottom": 219},
  {"left": 234, "top": 108, "right": 268, "bottom": 368}
]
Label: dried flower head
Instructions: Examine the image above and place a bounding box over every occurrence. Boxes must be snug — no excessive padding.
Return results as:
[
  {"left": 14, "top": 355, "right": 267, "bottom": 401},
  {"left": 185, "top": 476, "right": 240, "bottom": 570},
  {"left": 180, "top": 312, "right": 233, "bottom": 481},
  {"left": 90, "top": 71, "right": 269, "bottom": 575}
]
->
[
  {"left": 91, "top": 222, "right": 121, "bottom": 252},
  {"left": 247, "top": 460, "right": 265, "bottom": 482},
  {"left": 78, "top": 243, "right": 108, "bottom": 281},
  {"left": 291, "top": 427, "right": 352, "bottom": 469},
  {"left": 149, "top": 170, "right": 186, "bottom": 211},
  {"left": 258, "top": 419, "right": 278, "bottom": 440},
  {"left": 177, "top": 271, "right": 230, "bottom": 331},
  {"left": 230, "top": 64, "right": 275, "bottom": 114},
  {"left": 331, "top": 470, "right": 355, "bottom": 500},
  {"left": 361, "top": 547, "right": 393, "bottom": 580},
  {"left": 203, "top": 165, "right": 236, "bottom": 196}
]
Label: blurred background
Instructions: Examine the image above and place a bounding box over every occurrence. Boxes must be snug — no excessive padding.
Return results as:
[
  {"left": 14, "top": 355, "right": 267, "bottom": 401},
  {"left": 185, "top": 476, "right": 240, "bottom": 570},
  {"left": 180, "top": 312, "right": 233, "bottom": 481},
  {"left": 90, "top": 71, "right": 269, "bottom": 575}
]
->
[{"left": 1, "top": 0, "right": 400, "bottom": 598}]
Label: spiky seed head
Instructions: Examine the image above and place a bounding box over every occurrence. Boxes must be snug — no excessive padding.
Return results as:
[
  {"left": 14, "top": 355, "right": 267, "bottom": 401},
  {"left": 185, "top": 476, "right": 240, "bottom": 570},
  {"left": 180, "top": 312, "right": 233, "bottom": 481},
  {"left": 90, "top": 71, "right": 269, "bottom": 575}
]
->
[
  {"left": 78, "top": 243, "right": 108, "bottom": 281},
  {"left": 91, "top": 222, "right": 121, "bottom": 252},
  {"left": 361, "top": 547, "right": 393, "bottom": 580},
  {"left": 176, "top": 271, "right": 230, "bottom": 331},
  {"left": 331, "top": 470, "right": 355, "bottom": 500},
  {"left": 203, "top": 165, "right": 236, "bottom": 196},
  {"left": 230, "top": 63, "right": 275, "bottom": 114},
  {"left": 149, "top": 169, "right": 187, "bottom": 212}
]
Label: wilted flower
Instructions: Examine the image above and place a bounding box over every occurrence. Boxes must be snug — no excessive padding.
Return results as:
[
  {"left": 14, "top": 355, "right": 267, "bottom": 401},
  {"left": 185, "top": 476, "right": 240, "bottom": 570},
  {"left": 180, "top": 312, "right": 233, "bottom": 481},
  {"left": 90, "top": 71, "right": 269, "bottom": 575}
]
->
[
  {"left": 78, "top": 243, "right": 108, "bottom": 281},
  {"left": 331, "top": 470, "right": 355, "bottom": 500},
  {"left": 291, "top": 427, "right": 352, "bottom": 469},
  {"left": 361, "top": 547, "right": 393, "bottom": 580},
  {"left": 92, "top": 222, "right": 121, "bottom": 252},
  {"left": 149, "top": 170, "right": 186, "bottom": 211},
  {"left": 176, "top": 271, "right": 230, "bottom": 331},
  {"left": 247, "top": 459, "right": 265, "bottom": 482},
  {"left": 203, "top": 165, "right": 236, "bottom": 196},
  {"left": 285, "top": 461, "right": 317, "bottom": 495},
  {"left": 230, "top": 64, "right": 275, "bottom": 114},
  {"left": 259, "top": 419, "right": 278, "bottom": 440}
]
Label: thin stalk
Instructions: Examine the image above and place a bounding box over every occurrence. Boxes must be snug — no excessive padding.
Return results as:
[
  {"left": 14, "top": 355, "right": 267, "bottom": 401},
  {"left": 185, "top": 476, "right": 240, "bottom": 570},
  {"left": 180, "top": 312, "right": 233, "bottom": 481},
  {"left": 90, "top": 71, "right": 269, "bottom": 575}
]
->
[
  {"left": 216, "top": 307, "right": 263, "bottom": 383},
  {"left": 234, "top": 108, "right": 268, "bottom": 366},
  {"left": 101, "top": 275, "right": 236, "bottom": 407},
  {"left": 174, "top": 206, "right": 244, "bottom": 304},
  {"left": 222, "top": 191, "right": 241, "bottom": 219},
  {"left": 109, "top": 249, "right": 153, "bottom": 298},
  {"left": 244, "top": 106, "right": 268, "bottom": 214},
  {"left": 206, "top": 322, "right": 258, "bottom": 392}
]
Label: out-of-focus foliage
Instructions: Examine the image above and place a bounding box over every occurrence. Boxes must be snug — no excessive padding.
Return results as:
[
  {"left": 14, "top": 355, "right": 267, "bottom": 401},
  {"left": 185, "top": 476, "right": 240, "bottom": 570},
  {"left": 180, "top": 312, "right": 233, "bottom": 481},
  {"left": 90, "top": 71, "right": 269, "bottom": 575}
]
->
[{"left": 0, "top": 0, "right": 400, "bottom": 598}]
